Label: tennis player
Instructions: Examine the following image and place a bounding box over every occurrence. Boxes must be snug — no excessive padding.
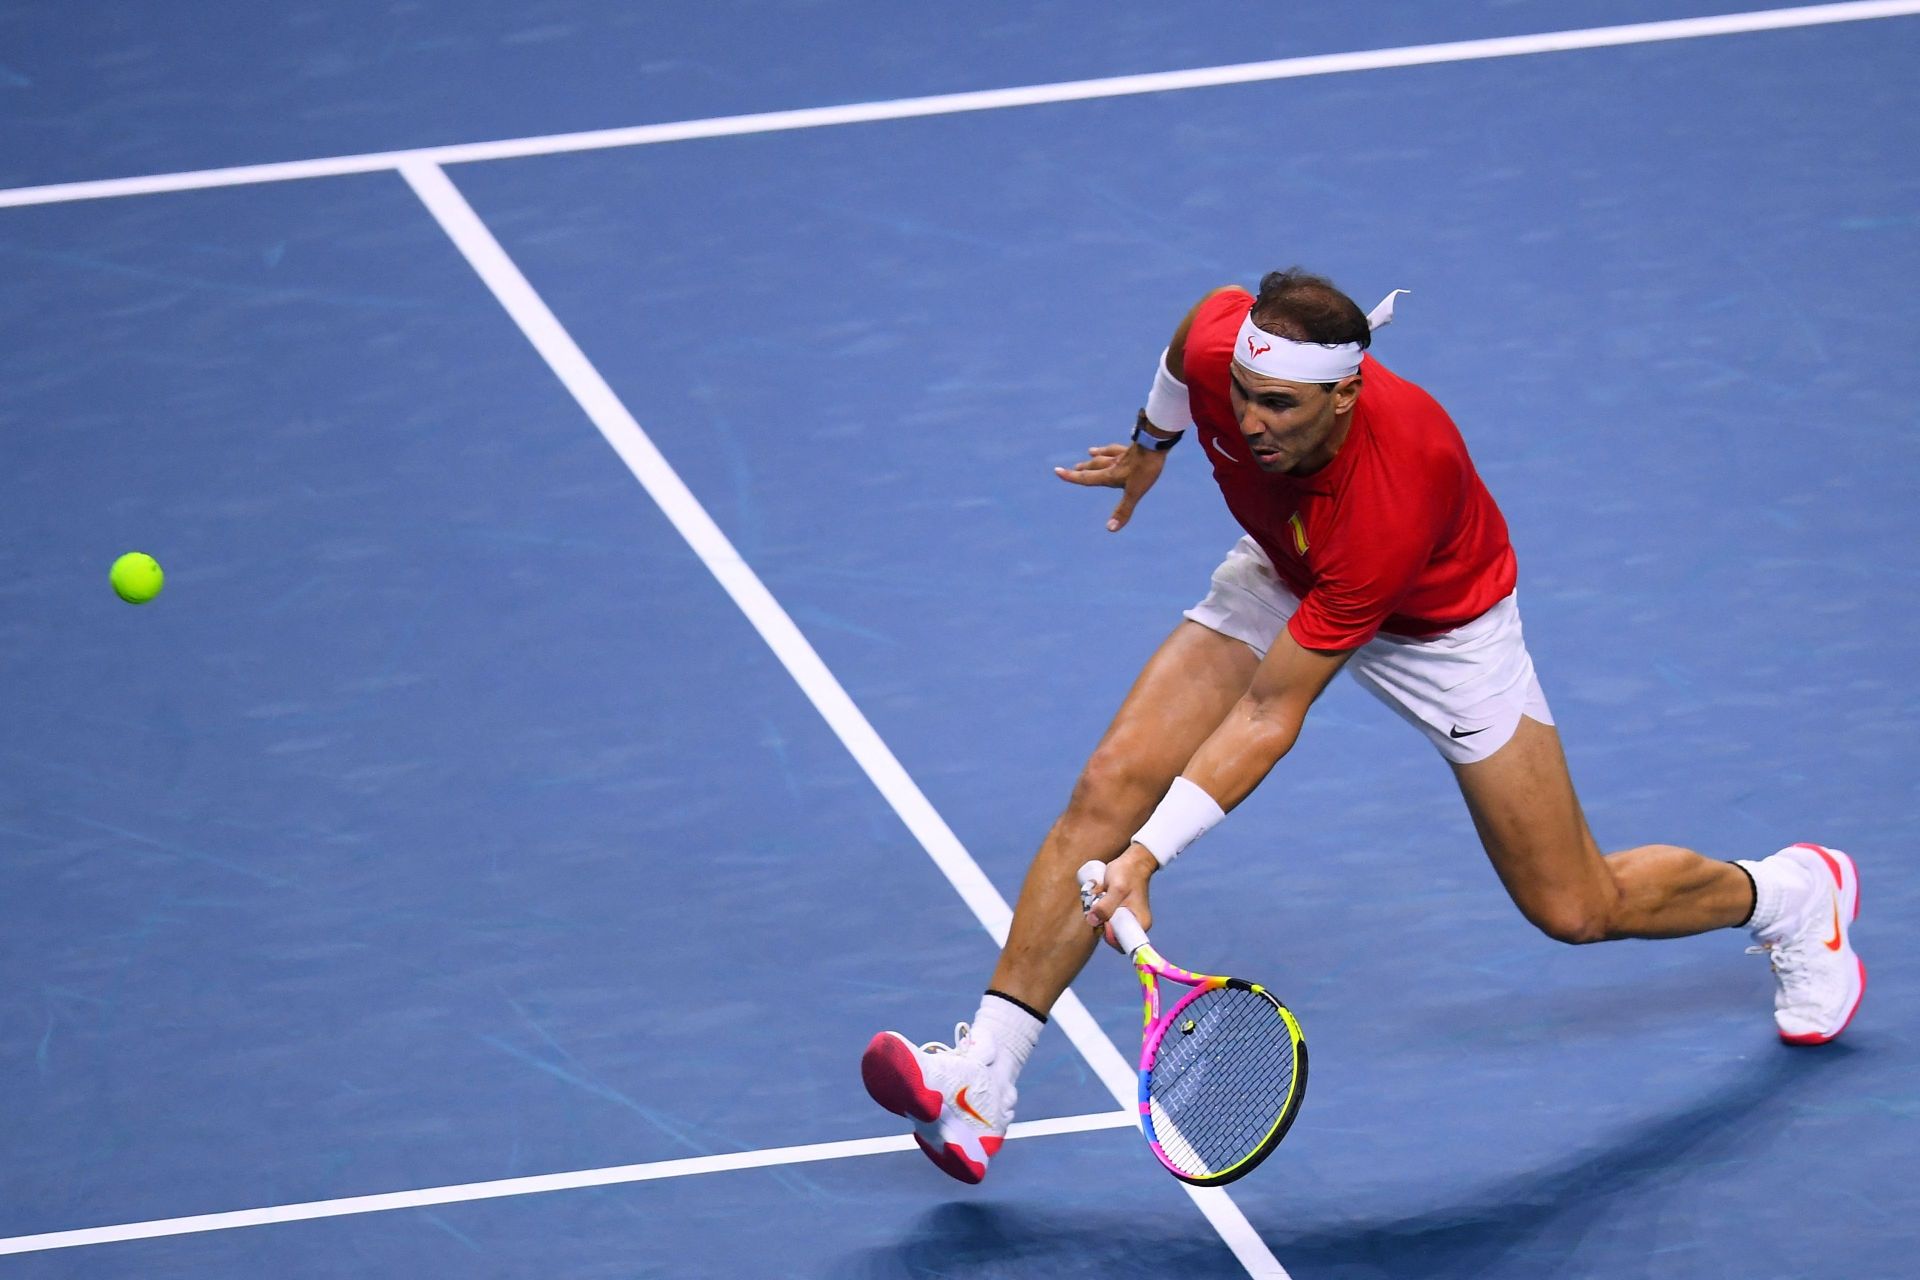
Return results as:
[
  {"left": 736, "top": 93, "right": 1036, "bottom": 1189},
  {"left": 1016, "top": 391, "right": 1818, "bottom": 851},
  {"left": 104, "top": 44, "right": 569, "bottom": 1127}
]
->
[{"left": 861, "top": 270, "right": 1865, "bottom": 1184}]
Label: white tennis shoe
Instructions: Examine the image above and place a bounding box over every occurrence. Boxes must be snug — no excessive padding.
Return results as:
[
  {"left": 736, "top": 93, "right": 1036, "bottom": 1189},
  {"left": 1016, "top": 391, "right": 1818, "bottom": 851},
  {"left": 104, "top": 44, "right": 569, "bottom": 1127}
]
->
[
  {"left": 861, "top": 1023, "right": 1015, "bottom": 1184},
  {"left": 1749, "top": 843, "right": 1865, "bottom": 1045}
]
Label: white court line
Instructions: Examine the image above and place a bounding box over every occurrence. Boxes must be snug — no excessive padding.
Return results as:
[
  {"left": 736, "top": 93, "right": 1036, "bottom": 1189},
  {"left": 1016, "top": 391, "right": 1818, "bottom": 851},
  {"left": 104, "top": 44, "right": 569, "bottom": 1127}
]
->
[
  {"left": 399, "top": 159, "right": 1288, "bottom": 1279},
  {"left": 0, "top": 2, "right": 1916, "bottom": 210},
  {"left": 0, "top": 1110, "right": 1134, "bottom": 1256}
]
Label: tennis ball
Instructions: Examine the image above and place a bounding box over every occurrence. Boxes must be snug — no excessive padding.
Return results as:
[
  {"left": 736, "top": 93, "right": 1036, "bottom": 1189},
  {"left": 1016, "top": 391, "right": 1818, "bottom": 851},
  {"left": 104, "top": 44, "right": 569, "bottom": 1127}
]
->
[{"left": 110, "top": 552, "right": 164, "bottom": 604}]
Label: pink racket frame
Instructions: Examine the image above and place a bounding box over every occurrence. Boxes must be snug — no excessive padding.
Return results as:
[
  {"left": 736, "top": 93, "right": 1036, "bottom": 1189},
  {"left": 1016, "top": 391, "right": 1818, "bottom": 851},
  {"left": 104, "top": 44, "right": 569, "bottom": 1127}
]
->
[{"left": 1077, "top": 860, "right": 1303, "bottom": 1185}]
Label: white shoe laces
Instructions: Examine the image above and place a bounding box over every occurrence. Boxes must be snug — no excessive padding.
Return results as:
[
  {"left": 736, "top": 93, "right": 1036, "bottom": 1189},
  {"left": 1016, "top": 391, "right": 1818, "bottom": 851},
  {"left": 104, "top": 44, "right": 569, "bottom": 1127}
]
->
[
  {"left": 1748, "top": 936, "right": 1816, "bottom": 1000},
  {"left": 920, "top": 1023, "right": 975, "bottom": 1055}
]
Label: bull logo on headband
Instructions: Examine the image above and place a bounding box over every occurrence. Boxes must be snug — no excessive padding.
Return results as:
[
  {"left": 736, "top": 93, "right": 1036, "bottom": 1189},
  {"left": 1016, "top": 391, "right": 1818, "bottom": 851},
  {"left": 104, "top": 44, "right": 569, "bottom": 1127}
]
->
[{"left": 1246, "top": 335, "right": 1271, "bottom": 359}]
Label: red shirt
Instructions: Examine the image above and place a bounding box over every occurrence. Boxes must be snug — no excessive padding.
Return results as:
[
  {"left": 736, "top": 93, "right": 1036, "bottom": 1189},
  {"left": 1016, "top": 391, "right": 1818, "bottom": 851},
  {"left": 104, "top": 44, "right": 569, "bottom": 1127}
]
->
[{"left": 1183, "top": 289, "right": 1516, "bottom": 650}]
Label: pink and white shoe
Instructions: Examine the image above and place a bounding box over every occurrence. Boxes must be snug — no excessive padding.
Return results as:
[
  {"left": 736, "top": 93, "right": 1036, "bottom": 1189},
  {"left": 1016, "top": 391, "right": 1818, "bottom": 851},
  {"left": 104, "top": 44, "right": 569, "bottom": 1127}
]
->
[
  {"left": 861, "top": 1023, "right": 1015, "bottom": 1184},
  {"left": 1749, "top": 843, "right": 1865, "bottom": 1045}
]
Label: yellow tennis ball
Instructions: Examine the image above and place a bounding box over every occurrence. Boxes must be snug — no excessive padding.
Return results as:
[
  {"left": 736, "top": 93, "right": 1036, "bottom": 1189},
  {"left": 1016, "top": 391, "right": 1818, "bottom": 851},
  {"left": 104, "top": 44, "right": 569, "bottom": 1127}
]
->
[{"left": 110, "top": 552, "right": 164, "bottom": 604}]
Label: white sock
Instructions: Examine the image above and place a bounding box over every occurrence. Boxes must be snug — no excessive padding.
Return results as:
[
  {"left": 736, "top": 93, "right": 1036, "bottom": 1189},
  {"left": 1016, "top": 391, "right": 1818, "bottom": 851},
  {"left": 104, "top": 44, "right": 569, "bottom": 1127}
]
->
[
  {"left": 1737, "top": 853, "right": 1816, "bottom": 942},
  {"left": 973, "top": 991, "right": 1044, "bottom": 1077}
]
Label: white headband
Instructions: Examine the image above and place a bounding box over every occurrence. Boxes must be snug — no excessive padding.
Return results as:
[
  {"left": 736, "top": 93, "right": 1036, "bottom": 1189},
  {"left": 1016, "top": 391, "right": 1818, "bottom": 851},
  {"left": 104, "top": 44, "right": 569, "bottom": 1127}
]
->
[{"left": 1232, "top": 289, "right": 1408, "bottom": 383}]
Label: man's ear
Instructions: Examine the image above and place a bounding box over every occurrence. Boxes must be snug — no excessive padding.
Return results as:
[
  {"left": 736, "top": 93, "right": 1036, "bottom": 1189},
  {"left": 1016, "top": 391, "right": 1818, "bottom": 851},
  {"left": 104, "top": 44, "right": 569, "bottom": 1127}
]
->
[{"left": 1332, "top": 374, "right": 1363, "bottom": 414}]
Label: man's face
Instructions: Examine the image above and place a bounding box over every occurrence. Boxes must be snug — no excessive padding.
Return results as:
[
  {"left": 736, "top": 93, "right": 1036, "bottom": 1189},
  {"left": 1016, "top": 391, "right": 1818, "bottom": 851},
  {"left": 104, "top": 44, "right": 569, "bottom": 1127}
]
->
[{"left": 1228, "top": 364, "right": 1359, "bottom": 474}]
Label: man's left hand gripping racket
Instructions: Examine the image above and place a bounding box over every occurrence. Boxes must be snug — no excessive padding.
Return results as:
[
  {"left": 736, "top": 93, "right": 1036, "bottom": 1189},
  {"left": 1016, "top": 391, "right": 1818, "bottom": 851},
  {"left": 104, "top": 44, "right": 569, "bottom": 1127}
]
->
[{"left": 1077, "top": 860, "right": 1308, "bottom": 1186}]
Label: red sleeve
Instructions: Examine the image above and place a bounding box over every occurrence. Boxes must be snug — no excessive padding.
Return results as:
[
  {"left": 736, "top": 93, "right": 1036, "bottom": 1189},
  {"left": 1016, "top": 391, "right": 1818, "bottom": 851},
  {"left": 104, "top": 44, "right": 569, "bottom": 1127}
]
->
[
  {"left": 1181, "top": 289, "right": 1253, "bottom": 422},
  {"left": 1286, "top": 452, "right": 1460, "bottom": 651}
]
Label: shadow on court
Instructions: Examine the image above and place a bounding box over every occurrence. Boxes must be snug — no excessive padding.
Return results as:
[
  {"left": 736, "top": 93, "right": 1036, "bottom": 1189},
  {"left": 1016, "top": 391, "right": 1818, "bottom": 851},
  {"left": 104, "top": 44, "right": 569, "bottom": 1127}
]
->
[
  {"left": 1263, "top": 1046, "right": 1868, "bottom": 1280},
  {"left": 834, "top": 1047, "right": 1871, "bottom": 1280},
  {"left": 839, "top": 1200, "right": 1250, "bottom": 1279}
]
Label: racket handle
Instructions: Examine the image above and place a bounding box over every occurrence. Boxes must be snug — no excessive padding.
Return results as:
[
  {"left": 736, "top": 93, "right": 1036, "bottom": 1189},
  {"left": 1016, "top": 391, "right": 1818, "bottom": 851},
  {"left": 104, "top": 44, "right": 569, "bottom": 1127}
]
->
[
  {"left": 1075, "top": 860, "right": 1152, "bottom": 957},
  {"left": 1107, "top": 907, "right": 1150, "bottom": 956},
  {"left": 1075, "top": 860, "right": 1106, "bottom": 905}
]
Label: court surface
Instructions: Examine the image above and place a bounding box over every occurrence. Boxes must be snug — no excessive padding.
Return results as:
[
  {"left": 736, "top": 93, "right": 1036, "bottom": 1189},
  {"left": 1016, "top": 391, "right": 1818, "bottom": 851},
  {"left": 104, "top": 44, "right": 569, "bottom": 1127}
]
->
[{"left": 3, "top": 3, "right": 1916, "bottom": 1276}]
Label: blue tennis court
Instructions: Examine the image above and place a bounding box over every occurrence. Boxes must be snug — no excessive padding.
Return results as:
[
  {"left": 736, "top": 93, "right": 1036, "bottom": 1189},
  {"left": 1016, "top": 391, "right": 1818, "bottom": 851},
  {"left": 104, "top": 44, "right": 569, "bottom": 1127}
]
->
[{"left": 3, "top": 4, "right": 1915, "bottom": 1276}]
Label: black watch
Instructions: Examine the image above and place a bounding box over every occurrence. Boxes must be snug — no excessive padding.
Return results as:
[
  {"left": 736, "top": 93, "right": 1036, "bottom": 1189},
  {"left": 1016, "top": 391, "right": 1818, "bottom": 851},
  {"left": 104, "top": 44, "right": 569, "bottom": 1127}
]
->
[{"left": 1131, "top": 412, "right": 1183, "bottom": 452}]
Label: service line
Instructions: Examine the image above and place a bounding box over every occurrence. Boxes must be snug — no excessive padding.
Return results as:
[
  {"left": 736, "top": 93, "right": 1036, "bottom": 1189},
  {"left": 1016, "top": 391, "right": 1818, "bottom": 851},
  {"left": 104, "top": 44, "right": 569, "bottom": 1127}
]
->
[{"left": 0, "top": 1110, "right": 1134, "bottom": 1256}]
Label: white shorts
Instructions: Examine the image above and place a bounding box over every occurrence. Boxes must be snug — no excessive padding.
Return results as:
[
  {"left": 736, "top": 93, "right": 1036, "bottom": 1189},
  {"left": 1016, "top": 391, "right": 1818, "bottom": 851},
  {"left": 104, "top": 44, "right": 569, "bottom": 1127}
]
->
[{"left": 1183, "top": 536, "right": 1553, "bottom": 765}]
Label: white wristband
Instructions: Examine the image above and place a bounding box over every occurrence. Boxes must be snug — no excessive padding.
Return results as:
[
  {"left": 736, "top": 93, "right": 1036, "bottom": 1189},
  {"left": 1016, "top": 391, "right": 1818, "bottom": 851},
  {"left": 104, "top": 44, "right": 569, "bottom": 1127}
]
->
[
  {"left": 1131, "top": 776, "right": 1225, "bottom": 868},
  {"left": 1143, "top": 348, "right": 1192, "bottom": 435}
]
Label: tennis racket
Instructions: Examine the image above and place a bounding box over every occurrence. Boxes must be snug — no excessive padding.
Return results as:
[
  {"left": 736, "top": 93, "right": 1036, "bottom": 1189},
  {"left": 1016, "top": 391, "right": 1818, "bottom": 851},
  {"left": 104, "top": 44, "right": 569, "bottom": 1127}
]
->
[{"left": 1076, "top": 859, "right": 1307, "bottom": 1186}]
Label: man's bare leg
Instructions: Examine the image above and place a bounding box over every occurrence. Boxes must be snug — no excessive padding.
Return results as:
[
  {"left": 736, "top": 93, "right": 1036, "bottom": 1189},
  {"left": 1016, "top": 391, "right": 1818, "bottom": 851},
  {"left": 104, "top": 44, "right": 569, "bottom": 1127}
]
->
[
  {"left": 1452, "top": 714, "right": 1752, "bottom": 941},
  {"left": 860, "top": 621, "right": 1259, "bottom": 1183},
  {"left": 988, "top": 621, "right": 1261, "bottom": 1010}
]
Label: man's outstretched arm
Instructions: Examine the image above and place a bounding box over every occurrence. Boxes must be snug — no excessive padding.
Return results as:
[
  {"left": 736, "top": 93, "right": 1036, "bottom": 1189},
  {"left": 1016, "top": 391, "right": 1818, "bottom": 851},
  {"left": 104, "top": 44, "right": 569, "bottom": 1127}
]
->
[{"left": 1054, "top": 284, "right": 1245, "bottom": 530}]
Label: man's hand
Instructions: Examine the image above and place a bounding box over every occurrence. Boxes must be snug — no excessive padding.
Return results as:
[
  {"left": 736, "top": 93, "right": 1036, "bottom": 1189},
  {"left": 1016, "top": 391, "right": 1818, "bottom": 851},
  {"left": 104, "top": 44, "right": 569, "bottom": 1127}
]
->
[
  {"left": 1054, "top": 442, "right": 1168, "bottom": 532},
  {"left": 1083, "top": 843, "right": 1159, "bottom": 950}
]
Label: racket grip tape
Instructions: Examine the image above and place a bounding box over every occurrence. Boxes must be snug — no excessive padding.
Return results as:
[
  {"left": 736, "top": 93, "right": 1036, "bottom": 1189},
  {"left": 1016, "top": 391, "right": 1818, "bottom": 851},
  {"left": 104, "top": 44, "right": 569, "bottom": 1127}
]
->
[
  {"left": 1108, "top": 908, "right": 1150, "bottom": 956},
  {"left": 1074, "top": 860, "right": 1151, "bottom": 957},
  {"left": 1075, "top": 860, "right": 1106, "bottom": 909}
]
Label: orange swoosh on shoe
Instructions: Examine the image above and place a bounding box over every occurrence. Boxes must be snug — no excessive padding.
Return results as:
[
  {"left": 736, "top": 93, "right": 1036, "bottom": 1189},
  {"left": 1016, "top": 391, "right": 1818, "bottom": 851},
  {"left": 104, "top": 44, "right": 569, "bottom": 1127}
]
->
[
  {"left": 1825, "top": 897, "right": 1844, "bottom": 951},
  {"left": 953, "top": 1086, "right": 989, "bottom": 1126}
]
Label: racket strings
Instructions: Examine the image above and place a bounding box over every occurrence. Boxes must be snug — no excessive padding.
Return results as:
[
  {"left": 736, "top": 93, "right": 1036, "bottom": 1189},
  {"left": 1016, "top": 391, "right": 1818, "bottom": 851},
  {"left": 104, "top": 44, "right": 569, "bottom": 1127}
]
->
[{"left": 1147, "top": 987, "right": 1296, "bottom": 1178}]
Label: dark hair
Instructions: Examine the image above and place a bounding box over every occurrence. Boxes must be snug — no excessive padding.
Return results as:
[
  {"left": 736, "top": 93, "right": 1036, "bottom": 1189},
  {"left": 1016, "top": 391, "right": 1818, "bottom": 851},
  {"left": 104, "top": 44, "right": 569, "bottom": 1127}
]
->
[{"left": 1249, "top": 268, "right": 1370, "bottom": 351}]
